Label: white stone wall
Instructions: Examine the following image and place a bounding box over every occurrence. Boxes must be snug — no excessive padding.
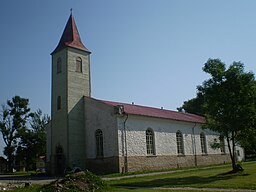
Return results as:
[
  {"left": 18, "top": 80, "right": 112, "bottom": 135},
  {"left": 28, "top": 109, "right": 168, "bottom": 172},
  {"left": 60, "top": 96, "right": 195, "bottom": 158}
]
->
[
  {"left": 236, "top": 146, "right": 244, "bottom": 161},
  {"left": 84, "top": 97, "right": 119, "bottom": 159},
  {"left": 117, "top": 114, "right": 244, "bottom": 159}
]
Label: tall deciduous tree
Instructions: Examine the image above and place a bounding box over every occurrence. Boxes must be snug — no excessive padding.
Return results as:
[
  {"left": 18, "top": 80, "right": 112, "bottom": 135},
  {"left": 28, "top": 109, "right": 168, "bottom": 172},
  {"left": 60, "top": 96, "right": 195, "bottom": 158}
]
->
[
  {"left": 0, "top": 96, "right": 33, "bottom": 172},
  {"left": 16, "top": 109, "right": 50, "bottom": 171},
  {"left": 198, "top": 59, "right": 256, "bottom": 171}
]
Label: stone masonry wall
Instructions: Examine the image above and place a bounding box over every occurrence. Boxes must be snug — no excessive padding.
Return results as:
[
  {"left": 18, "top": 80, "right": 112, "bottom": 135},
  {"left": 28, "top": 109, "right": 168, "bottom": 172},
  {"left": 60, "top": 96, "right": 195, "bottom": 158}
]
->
[
  {"left": 116, "top": 114, "right": 244, "bottom": 173},
  {"left": 119, "top": 154, "right": 230, "bottom": 172},
  {"left": 50, "top": 49, "right": 69, "bottom": 175},
  {"left": 84, "top": 97, "right": 119, "bottom": 158},
  {"left": 86, "top": 157, "right": 119, "bottom": 174},
  {"left": 117, "top": 115, "right": 228, "bottom": 157},
  {"left": 67, "top": 48, "right": 91, "bottom": 169}
]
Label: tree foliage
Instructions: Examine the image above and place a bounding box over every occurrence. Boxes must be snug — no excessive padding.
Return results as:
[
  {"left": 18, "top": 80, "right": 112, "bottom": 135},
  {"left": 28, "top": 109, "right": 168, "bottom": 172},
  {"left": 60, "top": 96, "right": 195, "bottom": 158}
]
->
[
  {"left": 177, "top": 95, "right": 204, "bottom": 116},
  {"left": 16, "top": 109, "right": 50, "bottom": 171},
  {"left": 179, "top": 59, "right": 256, "bottom": 171},
  {"left": 200, "top": 59, "right": 256, "bottom": 165},
  {"left": 0, "top": 96, "right": 49, "bottom": 172},
  {"left": 0, "top": 96, "right": 33, "bottom": 172}
]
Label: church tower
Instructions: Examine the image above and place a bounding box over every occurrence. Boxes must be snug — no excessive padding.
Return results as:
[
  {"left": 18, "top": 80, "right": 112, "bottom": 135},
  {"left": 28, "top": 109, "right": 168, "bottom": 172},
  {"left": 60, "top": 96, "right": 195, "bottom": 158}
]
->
[{"left": 50, "top": 14, "right": 91, "bottom": 175}]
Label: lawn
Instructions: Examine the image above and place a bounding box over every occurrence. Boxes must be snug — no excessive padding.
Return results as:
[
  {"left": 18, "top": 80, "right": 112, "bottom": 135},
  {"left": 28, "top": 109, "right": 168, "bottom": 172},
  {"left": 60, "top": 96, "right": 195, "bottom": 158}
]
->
[
  {"left": 107, "top": 161, "right": 256, "bottom": 191},
  {"left": 7, "top": 162, "right": 256, "bottom": 192}
]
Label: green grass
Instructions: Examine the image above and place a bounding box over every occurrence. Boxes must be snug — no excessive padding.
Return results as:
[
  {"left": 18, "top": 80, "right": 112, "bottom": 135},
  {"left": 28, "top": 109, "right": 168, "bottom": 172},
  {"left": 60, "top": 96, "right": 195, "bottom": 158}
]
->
[
  {"left": 107, "top": 161, "right": 256, "bottom": 191},
  {"left": 6, "top": 162, "right": 256, "bottom": 192},
  {"left": 102, "top": 163, "right": 232, "bottom": 178}
]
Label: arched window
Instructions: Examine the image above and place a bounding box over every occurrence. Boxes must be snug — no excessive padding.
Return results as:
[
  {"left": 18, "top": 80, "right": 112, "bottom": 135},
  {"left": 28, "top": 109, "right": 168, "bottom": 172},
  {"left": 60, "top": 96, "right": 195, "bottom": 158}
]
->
[
  {"left": 95, "top": 129, "right": 103, "bottom": 157},
  {"left": 220, "top": 135, "right": 225, "bottom": 154},
  {"left": 76, "top": 57, "right": 82, "bottom": 73},
  {"left": 146, "top": 129, "right": 155, "bottom": 155},
  {"left": 57, "top": 96, "right": 61, "bottom": 110},
  {"left": 176, "top": 131, "right": 184, "bottom": 155},
  {"left": 57, "top": 57, "right": 62, "bottom": 74},
  {"left": 200, "top": 132, "right": 207, "bottom": 154}
]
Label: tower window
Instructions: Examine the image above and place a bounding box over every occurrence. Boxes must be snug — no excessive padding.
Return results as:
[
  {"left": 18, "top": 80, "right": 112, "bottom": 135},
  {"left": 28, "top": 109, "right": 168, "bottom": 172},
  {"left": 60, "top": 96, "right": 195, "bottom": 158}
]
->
[
  {"left": 146, "top": 128, "right": 155, "bottom": 155},
  {"left": 95, "top": 129, "right": 103, "bottom": 157},
  {"left": 57, "top": 57, "right": 62, "bottom": 74},
  {"left": 76, "top": 57, "right": 82, "bottom": 73},
  {"left": 57, "top": 96, "right": 61, "bottom": 110},
  {"left": 176, "top": 131, "right": 184, "bottom": 155},
  {"left": 200, "top": 132, "right": 207, "bottom": 154}
]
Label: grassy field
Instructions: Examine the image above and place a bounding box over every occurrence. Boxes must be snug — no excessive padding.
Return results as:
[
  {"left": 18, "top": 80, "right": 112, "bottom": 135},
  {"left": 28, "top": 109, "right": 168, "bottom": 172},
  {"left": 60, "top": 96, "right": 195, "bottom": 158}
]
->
[
  {"left": 107, "top": 161, "right": 256, "bottom": 191},
  {"left": 7, "top": 161, "right": 256, "bottom": 192}
]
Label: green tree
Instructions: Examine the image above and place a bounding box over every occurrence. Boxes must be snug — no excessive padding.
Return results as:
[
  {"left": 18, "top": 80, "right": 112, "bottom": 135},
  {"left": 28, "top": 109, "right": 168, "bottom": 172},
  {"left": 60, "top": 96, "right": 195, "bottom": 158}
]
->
[
  {"left": 16, "top": 109, "right": 50, "bottom": 171},
  {"left": 177, "top": 94, "right": 204, "bottom": 116},
  {"left": 0, "top": 96, "right": 33, "bottom": 172},
  {"left": 198, "top": 59, "right": 256, "bottom": 171}
]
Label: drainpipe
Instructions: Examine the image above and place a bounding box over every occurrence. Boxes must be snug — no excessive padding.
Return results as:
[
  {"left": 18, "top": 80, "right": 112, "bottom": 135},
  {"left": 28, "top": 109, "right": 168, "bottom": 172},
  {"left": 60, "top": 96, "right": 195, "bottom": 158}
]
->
[
  {"left": 123, "top": 113, "right": 129, "bottom": 173},
  {"left": 191, "top": 123, "right": 197, "bottom": 166}
]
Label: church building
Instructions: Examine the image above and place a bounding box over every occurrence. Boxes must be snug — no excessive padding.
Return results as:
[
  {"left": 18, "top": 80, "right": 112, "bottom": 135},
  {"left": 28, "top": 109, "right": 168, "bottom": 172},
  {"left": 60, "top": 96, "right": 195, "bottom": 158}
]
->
[{"left": 46, "top": 14, "right": 244, "bottom": 175}]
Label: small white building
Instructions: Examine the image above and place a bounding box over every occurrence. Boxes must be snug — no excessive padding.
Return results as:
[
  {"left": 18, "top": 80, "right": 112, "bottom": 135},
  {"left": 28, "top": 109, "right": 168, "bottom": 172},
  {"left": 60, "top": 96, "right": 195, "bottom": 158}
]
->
[{"left": 46, "top": 14, "right": 244, "bottom": 175}]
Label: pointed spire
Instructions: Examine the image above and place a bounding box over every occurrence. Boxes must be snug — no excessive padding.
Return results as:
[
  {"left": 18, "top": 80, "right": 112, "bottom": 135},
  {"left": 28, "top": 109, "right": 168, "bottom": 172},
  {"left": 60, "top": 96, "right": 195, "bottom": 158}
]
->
[{"left": 52, "top": 14, "right": 90, "bottom": 54}]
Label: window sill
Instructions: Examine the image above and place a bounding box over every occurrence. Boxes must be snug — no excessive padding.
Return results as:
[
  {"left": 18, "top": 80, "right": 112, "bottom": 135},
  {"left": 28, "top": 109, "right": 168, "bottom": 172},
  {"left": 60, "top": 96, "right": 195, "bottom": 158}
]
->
[
  {"left": 202, "top": 154, "right": 208, "bottom": 156},
  {"left": 177, "top": 154, "right": 185, "bottom": 157},
  {"left": 146, "top": 155, "right": 157, "bottom": 158}
]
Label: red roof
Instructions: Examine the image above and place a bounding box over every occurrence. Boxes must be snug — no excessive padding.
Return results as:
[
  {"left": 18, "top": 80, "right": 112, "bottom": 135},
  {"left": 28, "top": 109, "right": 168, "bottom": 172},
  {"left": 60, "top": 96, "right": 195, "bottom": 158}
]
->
[
  {"left": 96, "top": 99, "right": 205, "bottom": 124},
  {"left": 52, "top": 14, "right": 90, "bottom": 54}
]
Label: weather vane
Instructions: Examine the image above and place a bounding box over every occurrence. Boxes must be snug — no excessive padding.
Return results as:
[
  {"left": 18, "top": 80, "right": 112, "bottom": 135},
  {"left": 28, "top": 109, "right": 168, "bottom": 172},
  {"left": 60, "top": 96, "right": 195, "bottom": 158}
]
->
[{"left": 70, "top": 8, "right": 73, "bottom": 15}]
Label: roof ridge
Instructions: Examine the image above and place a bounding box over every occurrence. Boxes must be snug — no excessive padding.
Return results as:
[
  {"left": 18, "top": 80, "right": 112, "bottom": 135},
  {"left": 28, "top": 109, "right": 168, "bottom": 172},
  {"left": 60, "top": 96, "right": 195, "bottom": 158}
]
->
[
  {"left": 96, "top": 98, "right": 203, "bottom": 117},
  {"left": 84, "top": 97, "right": 205, "bottom": 123}
]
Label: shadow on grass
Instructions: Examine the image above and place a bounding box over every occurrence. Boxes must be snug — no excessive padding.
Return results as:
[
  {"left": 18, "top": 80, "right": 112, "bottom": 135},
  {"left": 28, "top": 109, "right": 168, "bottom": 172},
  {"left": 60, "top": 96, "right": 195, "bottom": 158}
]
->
[{"left": 113, "top": 171, "right": 247, "bottom": 188}]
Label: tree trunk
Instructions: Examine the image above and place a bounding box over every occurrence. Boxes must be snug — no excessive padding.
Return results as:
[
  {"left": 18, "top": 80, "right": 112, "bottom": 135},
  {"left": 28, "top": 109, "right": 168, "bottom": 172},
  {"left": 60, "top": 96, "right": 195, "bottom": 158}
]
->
[
  {"left": 226, "top": 135, "right": 236, "bottom": 171},
  {"left": 7, "top": 153, "right": 13, "bottom": 172},
  {"left": 5, "top": 144, "right": 14, "bottom": 172},
  {"left": 232, "top": 132, "right": 236, "bottom": 170}
]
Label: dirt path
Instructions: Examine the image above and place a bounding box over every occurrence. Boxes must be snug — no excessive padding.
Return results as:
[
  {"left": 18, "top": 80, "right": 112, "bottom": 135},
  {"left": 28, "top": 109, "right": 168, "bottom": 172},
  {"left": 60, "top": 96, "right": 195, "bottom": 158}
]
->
[
  {"left": 118, "top": 186, "right": 256, "bottom": 192},
  {"left": 103, "top": 164, "right": 230, "bottom": 181},
  {"left": 0, "top": 175, "right": 58, "bottom": 184}
]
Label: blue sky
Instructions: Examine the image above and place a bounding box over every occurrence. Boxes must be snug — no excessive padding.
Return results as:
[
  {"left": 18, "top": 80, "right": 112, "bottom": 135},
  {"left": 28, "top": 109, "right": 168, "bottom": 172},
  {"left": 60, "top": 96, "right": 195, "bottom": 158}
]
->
[{"left": 0, "top": 0, "right": 256, "bottom": 155}]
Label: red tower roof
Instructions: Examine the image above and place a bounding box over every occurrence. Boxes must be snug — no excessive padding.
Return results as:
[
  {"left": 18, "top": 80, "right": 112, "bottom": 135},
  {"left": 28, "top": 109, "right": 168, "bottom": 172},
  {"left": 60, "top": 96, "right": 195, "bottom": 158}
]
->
[{"left": 52, "top": 14, "right": 90, "bottom": 54}]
